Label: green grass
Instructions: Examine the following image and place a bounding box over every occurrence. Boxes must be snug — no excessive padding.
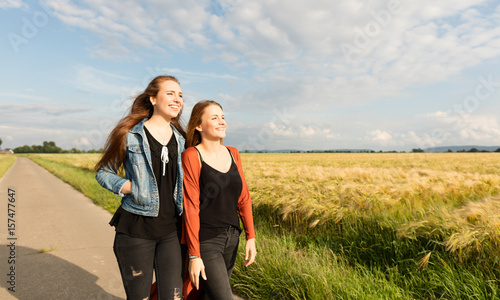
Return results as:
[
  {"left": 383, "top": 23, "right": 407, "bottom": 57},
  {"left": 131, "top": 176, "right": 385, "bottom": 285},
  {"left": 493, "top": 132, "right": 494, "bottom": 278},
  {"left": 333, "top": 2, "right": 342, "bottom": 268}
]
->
[
  {"left": 27, "top": 154, "right": 121, "bottom": 213},
  {"left": 39, "top": 247, "right": 57, "bottom": 253},
  {"left": 231, "top": 218, "right": 500, "bottom": 299},
  {"left": 0, "top": 154, "right": 17, "bottom": 178},
  {"left": 232, "top": 224, "right": 411, "bottom": 300}
]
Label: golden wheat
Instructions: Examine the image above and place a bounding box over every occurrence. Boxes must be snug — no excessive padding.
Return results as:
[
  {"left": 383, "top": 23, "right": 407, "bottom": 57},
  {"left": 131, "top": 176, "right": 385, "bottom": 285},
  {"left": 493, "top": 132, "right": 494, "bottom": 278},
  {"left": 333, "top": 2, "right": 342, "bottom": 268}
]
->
[{"left": 29, "top": 152, "right": 500, "bottom": 260}]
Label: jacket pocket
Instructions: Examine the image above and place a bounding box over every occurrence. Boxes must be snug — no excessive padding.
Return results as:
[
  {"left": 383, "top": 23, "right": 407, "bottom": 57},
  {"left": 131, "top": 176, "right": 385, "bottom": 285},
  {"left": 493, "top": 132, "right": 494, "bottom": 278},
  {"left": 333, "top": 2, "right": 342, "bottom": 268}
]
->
[
  {"left": 127, "top": 144, "right": 146, "bottom": 165},
  {"left": 126, "top": 144, "right": 149, "bottom": 206}
]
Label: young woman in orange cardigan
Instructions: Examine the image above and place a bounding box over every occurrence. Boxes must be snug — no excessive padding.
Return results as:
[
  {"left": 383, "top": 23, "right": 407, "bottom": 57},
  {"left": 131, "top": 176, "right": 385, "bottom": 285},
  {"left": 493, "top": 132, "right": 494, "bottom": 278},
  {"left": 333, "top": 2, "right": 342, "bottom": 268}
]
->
[{"left": 182, "top": 100, "right": 256, "bottom": 299}]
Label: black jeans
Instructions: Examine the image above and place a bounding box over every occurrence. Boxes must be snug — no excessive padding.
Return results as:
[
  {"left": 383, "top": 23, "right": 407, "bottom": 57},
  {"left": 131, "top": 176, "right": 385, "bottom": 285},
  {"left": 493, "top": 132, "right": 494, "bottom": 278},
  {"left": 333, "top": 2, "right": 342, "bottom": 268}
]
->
[
  {"left": 200, "top": 226, "right": 240, "bottom": 300},
  {"left": 113, "top": 231, "right": 186, "bottom": 300}
]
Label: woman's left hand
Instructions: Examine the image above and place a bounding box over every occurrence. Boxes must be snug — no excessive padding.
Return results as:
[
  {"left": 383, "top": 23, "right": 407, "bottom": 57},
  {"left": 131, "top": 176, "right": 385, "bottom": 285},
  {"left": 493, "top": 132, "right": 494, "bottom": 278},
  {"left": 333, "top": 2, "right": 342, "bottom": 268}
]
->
[{"left": 244, "top": 238, "right": 256, "bottom": 267}]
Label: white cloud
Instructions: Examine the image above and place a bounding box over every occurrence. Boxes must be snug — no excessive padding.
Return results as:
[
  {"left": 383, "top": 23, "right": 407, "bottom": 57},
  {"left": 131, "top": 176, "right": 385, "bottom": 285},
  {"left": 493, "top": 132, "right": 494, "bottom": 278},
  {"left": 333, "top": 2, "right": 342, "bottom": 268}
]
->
[
  {"left": 407, "top": 110, "right": 500, "bottom": 147},
  {"left": 267, "top": 122, "right": 340, "bottom": 140},
  {"left": 159, "top": 68, "right": 239, "bottom": 81},
  {"left": 365, "top": 129, "right": 392, "bottom": 146},
  {"left": 0, "top": 92, "right": 50, "bottom": 101},
  {"left": 300, "top": 125, "right": 315, "bottom": 136},
  {"left": 0, "top": 102, "right": 91, "bottom": 116},
  {"left": 458, "top": 115, "right": 500, "bottom": 141},
  {"left": 68, "top": 64, "right": 137, "bottom": 96},
  {"left": 269, "top": 122, "right": 295, "bottom": 137},
  {"left": 47, "top": 1, "right": 500, "bottom": 109},
  {"left": 0, "top": 0, "right": 27, "bottom": 9}
]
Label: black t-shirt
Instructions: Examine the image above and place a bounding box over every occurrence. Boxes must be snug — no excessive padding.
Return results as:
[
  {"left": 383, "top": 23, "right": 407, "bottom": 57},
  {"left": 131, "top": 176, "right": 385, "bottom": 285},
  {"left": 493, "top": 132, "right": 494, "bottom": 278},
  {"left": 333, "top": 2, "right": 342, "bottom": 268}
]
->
[
  {"left": 109, "top": 127, "right": 180, "bottom": 239},
  {"left": 196, "top": 147, "right": 243, "bottom": 242}
]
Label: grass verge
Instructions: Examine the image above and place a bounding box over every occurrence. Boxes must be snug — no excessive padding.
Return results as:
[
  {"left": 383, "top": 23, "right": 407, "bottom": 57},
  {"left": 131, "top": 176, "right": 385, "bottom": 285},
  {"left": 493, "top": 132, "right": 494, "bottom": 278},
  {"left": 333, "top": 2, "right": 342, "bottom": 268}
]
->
[
  {"left": 0, "top": 154, "right": 17, "bottom": 178},
  {"left": 27, "top": 154, "right": 121, "bottom": 213},
  {"left": 231, "top": 219, "right": 500, "bottom": 299}
]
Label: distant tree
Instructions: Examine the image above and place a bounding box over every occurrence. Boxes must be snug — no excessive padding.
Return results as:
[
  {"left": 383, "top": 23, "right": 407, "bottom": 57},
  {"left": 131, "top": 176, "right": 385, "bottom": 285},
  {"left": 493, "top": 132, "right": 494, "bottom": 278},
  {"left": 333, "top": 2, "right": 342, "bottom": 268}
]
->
[
  {"left": 42, "top": 141, "right": 62, "bottom": 153},
  {"left": 411, "top": 148, "right": 424, "bottom": 153},
  {"left": 13, "top": 145, "right": 32, "bottom": 153},
  {"left": 496, "top": 148, "right": 500, "bottom": 153},
  {"left": 69, "top": 148, "right": 82, "bottom": 153},
  {"left": 0, "top": 137, "right": 2, "bottom": 148},
  {"left": 468, "top": 148, "right": 479, "bottom": 152},
  {"left": 13, "top": 141, "right": 63, "bottom": 153},
  {"left": 447, "top": 149, "right": 453, "bottom": 152}
]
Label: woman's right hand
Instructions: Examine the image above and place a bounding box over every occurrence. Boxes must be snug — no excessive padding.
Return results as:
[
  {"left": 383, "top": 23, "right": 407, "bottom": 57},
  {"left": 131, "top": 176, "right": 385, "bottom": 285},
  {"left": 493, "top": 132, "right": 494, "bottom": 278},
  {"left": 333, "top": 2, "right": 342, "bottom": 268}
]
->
[
  {"left": 189, "top": 257, "right": 207, "bottom": 290},
  {"left": 120, "top": 181, "right": 132, "bottom": 194}
]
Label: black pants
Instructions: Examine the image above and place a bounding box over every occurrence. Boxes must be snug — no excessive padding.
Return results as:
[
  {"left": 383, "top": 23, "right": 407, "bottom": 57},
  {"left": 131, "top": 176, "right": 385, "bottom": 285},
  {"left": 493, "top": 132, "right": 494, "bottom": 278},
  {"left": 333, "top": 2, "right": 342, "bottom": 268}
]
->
[
  {"left": 113, "top": 231, "right": 186, "bottom": 300},
  {"left": 200, "top": 226, "right": 240, "bottom": 300}
]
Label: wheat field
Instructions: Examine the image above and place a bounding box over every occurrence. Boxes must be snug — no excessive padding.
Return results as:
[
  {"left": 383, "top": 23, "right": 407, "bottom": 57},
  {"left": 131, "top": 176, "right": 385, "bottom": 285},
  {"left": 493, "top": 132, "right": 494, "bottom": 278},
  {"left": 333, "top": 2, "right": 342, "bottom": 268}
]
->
[{"left": 28, "top": 152, "right": 500, "bottom": 260}]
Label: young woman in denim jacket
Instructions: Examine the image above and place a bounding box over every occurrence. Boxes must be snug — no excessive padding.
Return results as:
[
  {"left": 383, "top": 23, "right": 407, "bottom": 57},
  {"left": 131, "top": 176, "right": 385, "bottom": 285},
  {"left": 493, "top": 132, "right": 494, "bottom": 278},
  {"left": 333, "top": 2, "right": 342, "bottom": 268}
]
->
[{"left": 95, "top": 75, "right": 186, "bottom": 300}]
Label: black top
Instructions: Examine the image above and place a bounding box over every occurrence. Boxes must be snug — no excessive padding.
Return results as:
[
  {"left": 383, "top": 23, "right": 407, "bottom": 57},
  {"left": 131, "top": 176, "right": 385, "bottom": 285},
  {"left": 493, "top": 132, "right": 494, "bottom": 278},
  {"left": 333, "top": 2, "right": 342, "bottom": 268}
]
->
[
  {"left": 196, "top": 147, "right": 243, "bottom": 242},
  {"left": 109, "top": 126, "right": 181, "bottom": 239}
]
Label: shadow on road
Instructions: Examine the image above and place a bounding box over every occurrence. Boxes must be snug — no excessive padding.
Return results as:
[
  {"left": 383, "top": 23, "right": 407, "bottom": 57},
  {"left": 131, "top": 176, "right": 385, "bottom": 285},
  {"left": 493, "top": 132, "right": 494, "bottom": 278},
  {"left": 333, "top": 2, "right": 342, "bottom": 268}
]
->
[{"left": 1, "top": 245, "right": 124, "bottom": 300}]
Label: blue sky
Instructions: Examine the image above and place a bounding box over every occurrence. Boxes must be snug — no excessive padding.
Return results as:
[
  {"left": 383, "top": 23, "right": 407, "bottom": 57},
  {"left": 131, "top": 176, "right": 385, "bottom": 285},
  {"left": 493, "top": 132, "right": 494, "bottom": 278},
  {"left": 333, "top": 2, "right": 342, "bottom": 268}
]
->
[{"left": 1, "top": 0, "right": 500, "bottom": 152}]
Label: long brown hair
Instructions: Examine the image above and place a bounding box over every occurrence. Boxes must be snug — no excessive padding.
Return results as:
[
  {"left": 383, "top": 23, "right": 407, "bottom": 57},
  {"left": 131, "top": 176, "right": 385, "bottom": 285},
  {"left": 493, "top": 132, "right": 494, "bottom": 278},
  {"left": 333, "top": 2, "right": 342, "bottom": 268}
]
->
[
  {"left": 95, "top": 75, "right": 186, "bottom": 172},
  {"left": 186, "top": 100, "right": 223, "bottom": 148}
]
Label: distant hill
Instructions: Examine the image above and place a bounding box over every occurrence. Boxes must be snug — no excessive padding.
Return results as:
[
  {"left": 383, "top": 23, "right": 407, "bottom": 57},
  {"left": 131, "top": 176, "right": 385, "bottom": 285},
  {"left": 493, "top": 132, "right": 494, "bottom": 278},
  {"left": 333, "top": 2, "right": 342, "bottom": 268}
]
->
[
  {"left": 243, "top": 149, "right": 375, "bottom": 153},
  {"left": 425, "top": 146, "right": 500, "bottom": 152}
]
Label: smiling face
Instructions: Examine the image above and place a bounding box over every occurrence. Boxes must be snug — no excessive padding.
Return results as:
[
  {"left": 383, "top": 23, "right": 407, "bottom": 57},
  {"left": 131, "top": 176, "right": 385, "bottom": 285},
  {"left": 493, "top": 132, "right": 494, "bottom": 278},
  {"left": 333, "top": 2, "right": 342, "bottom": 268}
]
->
[
  {"left": 150, "top": 79, "right": 183, "bottom": 120},
  {"left": 196, "top": 104, "right": 226, "bottom": 141}
]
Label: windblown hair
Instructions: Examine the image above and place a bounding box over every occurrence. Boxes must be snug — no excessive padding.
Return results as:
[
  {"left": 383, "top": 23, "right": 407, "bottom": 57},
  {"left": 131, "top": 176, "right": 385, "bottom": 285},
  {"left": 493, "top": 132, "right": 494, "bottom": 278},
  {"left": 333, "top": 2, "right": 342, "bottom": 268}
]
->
[
  {"left": 186, "top": 100, "right": 223, "bottom": 148},
  {"left": 95, "top": 75, "right": 186, "bottom": 172}
]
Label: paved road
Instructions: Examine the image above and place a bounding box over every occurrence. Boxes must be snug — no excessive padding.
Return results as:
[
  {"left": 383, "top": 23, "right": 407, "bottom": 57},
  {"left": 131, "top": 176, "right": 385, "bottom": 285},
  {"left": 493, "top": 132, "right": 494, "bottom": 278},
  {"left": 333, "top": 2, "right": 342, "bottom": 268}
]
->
[
  {"left": 0, "top": 157, "right": 246, "bottom": 300},
  {"left": 0, "top": 157, "right": 125, "bottom": 299}
]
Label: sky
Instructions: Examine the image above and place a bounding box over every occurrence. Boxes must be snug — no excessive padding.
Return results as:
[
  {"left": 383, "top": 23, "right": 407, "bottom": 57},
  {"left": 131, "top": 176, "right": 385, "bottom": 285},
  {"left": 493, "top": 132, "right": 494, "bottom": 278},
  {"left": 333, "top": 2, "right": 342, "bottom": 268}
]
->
[{"left": 1, "top": 0, "right": 500, "bottom": 152}]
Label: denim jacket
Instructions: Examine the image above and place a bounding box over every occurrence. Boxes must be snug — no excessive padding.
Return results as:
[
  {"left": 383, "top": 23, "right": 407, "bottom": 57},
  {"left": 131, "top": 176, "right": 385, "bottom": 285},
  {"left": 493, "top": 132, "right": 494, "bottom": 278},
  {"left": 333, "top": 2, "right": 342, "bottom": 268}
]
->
[{"left": 95, "top": 118, "right": 185, "bottom": 217}]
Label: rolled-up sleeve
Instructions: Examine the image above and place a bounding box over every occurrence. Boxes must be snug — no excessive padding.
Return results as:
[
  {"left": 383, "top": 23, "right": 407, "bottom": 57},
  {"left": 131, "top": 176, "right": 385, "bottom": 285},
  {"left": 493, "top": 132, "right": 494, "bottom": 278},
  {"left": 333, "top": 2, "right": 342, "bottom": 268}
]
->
[{"left": 95, "top": 166, "right": 128, "bottom": 197}]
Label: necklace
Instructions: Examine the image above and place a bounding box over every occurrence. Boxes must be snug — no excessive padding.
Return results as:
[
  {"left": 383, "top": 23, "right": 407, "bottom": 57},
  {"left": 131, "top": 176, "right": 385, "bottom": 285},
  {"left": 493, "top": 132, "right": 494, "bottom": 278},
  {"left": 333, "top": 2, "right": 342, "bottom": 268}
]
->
[{"left": 145, "top": 123, "right": 172, "bottom": 176}]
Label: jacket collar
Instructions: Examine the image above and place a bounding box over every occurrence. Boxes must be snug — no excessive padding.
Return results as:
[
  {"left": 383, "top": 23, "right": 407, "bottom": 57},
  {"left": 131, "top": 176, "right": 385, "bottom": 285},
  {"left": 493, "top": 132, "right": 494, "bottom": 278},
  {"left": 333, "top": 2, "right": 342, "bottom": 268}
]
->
[{"left": 130, "top": 118, "right": 183, "bottom": 140}]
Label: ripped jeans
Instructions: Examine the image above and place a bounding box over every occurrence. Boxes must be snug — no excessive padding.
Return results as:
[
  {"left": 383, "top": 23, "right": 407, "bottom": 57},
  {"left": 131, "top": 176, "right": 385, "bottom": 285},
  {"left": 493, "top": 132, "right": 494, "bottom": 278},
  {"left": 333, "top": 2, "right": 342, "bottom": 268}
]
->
[{"left": 114, "top": 231, "right": 185, "bottom": 300}]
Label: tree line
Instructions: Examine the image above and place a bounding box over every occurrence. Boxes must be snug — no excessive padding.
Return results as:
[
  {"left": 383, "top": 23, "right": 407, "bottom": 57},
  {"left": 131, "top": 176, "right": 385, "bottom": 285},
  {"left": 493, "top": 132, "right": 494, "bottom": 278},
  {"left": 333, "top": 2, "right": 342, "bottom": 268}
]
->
[
  {"left": 4, "top": 139, "right": 500, "bottom": 154},
  {"left": 12, "top": 141, "right": 101, "bottom": 153},
  {"left": 412, "top": 148, "right": 500, "bottom": 153}
]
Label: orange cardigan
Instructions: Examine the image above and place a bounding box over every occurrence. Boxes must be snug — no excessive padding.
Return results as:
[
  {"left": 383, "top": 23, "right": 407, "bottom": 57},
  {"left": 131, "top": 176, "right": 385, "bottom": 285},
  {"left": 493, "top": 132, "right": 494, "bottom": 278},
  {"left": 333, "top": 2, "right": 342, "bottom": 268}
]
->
[{"left": 181, "top": 146, "right": 255, "bottom": 257}]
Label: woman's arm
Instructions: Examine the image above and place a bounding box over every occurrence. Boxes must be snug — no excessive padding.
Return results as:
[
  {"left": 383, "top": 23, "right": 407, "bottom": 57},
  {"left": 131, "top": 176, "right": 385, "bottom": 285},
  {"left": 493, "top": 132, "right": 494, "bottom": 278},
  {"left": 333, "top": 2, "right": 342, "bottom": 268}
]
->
[
  {"left": 95, "top": 166, "right": 130, "bottom": 196},
  {"left": 182, "top": 148, "right": 203, "bottom": 257},
  {"left": 182, "top": 148, "right": 207, "bottom": 289},
  {"left": 231, "top": 148, "right": 255, "bottom": 240},
  {"left": 230, "top": 147, "right": 257, "bottom": 266}
]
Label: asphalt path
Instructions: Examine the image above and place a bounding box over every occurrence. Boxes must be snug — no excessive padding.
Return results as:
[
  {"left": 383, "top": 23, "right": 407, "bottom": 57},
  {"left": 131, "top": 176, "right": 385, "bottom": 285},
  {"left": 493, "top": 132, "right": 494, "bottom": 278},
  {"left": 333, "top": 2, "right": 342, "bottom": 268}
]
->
[{"left": 0, "top": 157, "right": 125, "bottom": 299}]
